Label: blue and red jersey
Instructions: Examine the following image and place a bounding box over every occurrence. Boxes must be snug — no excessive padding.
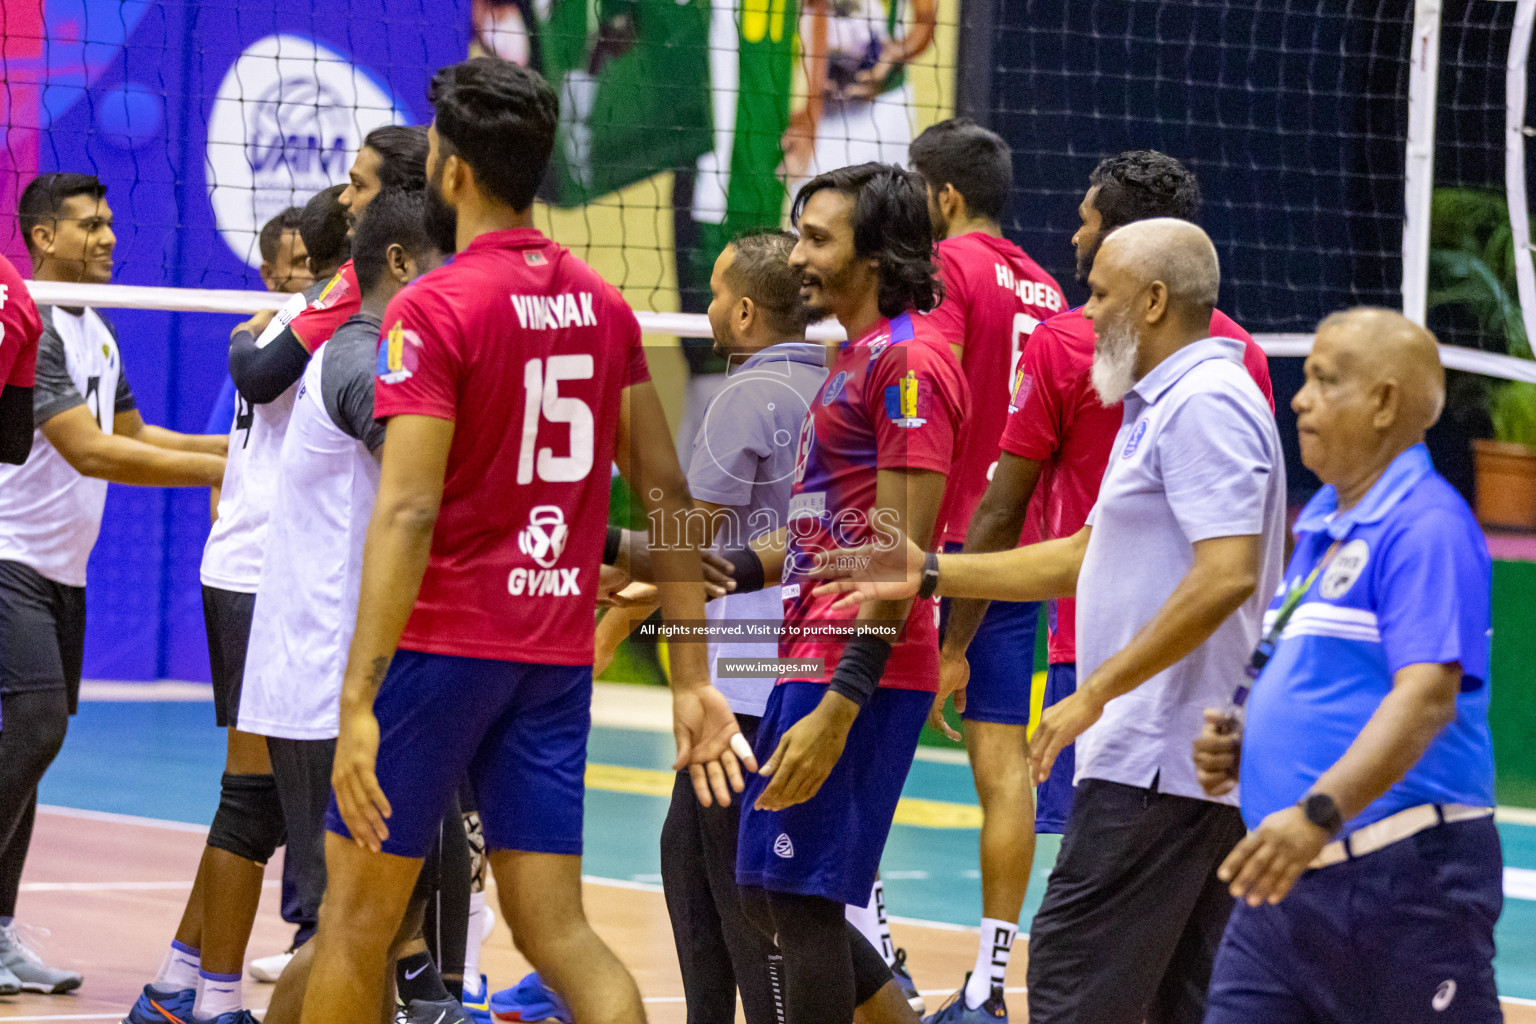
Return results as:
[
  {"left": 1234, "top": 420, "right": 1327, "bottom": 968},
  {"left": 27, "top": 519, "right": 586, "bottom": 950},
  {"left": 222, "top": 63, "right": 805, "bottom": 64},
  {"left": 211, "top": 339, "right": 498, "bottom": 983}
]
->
[{"left": 779, "top": 311, "right": 968, "bottom": 692}]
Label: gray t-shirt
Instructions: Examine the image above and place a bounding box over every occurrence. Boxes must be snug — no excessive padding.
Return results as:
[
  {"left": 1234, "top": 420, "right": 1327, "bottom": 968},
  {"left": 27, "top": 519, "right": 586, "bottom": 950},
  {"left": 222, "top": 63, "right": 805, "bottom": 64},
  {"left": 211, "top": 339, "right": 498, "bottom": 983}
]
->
[
  {"left": 33, "top": 306, "right": 135, "bottom": 426},
  {"left": 1077, "top": 336, "right": 1286, "bottom": 803},
  {"left": 688, "top": 341, "right": 827, "bottom": 716},
  {"left": 320, "top": 313, "right": 385, "bottom": 452}
]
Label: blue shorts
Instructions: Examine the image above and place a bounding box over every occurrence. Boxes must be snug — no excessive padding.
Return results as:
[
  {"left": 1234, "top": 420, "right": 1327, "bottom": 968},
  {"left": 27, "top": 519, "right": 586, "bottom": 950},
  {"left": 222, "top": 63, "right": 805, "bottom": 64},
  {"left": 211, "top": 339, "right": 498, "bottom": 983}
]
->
[
  {"left": 326, "top": 650, "right": 591, "bottom": 859},
  {"left": 736, "top": 681, "right": 929, "bottom": 905},
  {"left": 1206, "top": 816, "right": 1503, "bottom": 1024},
  {"left": 1035, "top": 662, "right": 1077, "bottom": 834},
  {"left": 939, "top": 544, "right": 1039, "bottom": 726}
]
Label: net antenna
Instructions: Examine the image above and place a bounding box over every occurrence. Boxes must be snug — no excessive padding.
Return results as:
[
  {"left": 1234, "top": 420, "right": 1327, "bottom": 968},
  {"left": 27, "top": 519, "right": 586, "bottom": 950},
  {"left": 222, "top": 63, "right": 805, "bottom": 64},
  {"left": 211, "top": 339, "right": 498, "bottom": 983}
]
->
[
  {"left": 1404, "top": 0, "right": 1444, "bottom": 325},
  {"left": 1507, "top": 0, "right": 1536, "bottom": 350}
]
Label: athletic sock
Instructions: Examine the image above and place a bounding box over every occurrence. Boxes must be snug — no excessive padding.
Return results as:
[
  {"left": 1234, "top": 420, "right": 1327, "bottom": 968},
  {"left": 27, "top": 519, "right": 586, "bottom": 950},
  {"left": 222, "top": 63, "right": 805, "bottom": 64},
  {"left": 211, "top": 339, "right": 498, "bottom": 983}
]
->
[
  {"left": 397, "top": 951, "right": 452, "bottom": 1004},
  {"left": 464, "top": 890, "right": 487, "bottom": 987},
  {"left": 154, "top": 940, "right": 201, "bottom": 994},
  {"left": 963, "top": 918, "right": 1017, "bottom": 1009},
  {"left": 194, "top": 968, "right": 242, "bottom": 1019},
  {"left": 845, "top": 880, "right": 895, "bottom": 967}
]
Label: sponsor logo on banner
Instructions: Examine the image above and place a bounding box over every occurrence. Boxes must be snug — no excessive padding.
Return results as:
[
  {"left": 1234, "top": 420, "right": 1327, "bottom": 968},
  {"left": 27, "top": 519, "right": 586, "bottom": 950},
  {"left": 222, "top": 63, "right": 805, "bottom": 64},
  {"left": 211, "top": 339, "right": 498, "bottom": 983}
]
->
[
  {"left": 207, "top": 34, "right": 405, "bottom": 268},
  {"left": 884, "top": 370, "right": 930, "bottom": 428}
]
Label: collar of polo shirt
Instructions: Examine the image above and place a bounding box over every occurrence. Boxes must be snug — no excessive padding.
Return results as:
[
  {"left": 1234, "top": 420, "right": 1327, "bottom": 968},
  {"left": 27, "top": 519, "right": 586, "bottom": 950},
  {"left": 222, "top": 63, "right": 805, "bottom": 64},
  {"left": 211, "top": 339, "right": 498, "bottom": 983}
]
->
[
  {"left": 1128, "top": 336, "right": 1247, "bottom": 406},
  {"left": 1295, "top": 442, "right": 1435, "bottom": 540}
]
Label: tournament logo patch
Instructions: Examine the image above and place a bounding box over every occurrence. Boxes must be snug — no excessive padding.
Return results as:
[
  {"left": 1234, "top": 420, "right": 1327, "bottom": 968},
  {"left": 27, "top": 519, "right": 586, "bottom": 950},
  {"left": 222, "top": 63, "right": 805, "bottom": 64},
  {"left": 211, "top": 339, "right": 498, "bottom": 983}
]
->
[
  {"left": 313, "top": 271, "right": 349, "bottom": 310},
  {"left": 821, "top": 370, "right": 847, "bottom": 406},
  {"left": 377, "top": 320, "right": 420, "bottom": 385},
  {"left": 1009, "top": 365, "right": 1034, "bottom": 413},
  {"left": 883, "top": 370, "right": 931, "bottom": 428},
  {"left": 1319, "top": 539, "right": 1370, "bottom": 600},
  {"left": 1121, "top": 419, "right": 1148, "bottom": 458}
]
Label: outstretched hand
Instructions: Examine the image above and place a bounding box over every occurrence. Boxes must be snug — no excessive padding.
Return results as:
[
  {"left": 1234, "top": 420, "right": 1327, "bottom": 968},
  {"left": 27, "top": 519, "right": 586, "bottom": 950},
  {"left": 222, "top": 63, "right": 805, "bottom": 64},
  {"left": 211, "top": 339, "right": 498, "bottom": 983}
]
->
[
  {"left": 673, "top": 684, "right": 759, "bottom": 808},
  {"left": 807, "top": 528, "right": 925, "bottom": 611}
]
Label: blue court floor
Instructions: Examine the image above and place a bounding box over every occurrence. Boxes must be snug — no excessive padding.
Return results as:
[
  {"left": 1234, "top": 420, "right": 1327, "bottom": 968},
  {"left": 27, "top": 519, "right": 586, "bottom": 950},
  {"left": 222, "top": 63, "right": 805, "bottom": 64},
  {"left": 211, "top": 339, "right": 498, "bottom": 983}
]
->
[{"left": 40, "top": 696, "right": 1536, "bottom": 1002}]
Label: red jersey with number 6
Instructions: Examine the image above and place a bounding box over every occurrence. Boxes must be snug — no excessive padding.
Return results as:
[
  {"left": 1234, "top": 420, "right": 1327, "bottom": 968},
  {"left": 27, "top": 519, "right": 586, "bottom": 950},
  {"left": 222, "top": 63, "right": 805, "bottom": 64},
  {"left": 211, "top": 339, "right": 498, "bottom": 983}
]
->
[
  {"left": 0, "top": 254, "right": 42, "bottom": 390},
  {"left": 374, "top": 228, "right": 650, "bottom": 664},
  {"left": 926, "top": 232, "right": 1065, "bottom": 546}
]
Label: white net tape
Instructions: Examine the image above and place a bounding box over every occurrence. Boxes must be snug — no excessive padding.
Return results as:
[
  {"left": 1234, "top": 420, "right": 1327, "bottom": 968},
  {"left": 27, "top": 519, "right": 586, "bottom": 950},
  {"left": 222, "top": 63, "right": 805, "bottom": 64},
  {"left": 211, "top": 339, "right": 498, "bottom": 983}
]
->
[{"left": 24, "top": 280, "right": 1536, "bottom": 383}]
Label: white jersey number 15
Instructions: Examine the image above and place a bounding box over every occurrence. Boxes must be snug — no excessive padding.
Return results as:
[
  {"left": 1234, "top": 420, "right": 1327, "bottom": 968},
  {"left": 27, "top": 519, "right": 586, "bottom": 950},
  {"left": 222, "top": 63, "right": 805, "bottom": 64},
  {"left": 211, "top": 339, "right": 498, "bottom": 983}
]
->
[{"left": 517, "top": 355, "right": 595, "bottom": 484}]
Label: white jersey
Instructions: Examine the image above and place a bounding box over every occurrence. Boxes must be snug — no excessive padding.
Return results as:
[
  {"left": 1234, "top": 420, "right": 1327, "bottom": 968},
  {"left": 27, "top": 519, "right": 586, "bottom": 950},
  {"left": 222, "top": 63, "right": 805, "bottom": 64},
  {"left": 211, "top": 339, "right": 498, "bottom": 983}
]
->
[
  {"left": 0, "top": 306, "right": 131, "bottom": 586},
  {"left": 200, "top": 289, "right": 310, "bottom": 592},
  {"left": 238, "top": 315, "right": 382, "bottom": 740}
]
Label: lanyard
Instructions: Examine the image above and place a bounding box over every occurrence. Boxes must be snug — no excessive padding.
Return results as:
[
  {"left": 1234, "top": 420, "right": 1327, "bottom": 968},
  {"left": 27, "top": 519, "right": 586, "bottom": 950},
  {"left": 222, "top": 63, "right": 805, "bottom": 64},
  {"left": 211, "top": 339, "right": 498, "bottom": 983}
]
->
[{"left": 1230, "top": 538, "right": 1343, "bottom": 711}]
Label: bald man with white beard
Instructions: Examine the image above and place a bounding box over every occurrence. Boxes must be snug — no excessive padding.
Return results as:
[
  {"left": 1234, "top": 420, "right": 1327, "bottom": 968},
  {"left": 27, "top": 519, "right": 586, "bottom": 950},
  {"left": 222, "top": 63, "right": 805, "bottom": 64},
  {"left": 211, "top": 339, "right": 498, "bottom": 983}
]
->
[{"left": 806, "top": 219, "right": 1287, "bottom": 1024}]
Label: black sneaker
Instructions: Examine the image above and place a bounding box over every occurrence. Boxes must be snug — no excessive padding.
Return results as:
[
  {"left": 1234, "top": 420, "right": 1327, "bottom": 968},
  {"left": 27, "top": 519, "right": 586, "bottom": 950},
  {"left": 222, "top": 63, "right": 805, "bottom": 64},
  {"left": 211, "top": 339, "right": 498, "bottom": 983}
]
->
[{"left": 891, "top": 947, "right": 924, "bottom": 1014}]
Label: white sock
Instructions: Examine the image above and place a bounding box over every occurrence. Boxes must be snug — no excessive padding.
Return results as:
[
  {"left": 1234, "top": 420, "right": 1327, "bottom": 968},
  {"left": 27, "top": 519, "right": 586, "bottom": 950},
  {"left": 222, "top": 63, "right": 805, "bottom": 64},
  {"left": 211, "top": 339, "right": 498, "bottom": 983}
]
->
[
  {"left": 194, "top": 967, "right": 242, "bottom": 1019},
  {"left": 845, "top": 880, "right": 895, "bottom": 967},
  {"left": 464, "top": 891, "right": 487, "bottom": 990},
  {"left": 154, "top": 940, "right": 200, "bottom": 993},
  {"left": 964, "top": 918, "right": 1018, "bottom": 1009}
]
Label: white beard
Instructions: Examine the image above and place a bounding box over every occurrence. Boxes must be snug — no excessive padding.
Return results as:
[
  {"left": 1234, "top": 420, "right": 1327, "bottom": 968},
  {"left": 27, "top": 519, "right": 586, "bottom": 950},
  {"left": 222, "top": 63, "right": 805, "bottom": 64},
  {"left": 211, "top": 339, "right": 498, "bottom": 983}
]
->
[{"left": 1091, "top": 320, "right": 1139, "bottom": 405}]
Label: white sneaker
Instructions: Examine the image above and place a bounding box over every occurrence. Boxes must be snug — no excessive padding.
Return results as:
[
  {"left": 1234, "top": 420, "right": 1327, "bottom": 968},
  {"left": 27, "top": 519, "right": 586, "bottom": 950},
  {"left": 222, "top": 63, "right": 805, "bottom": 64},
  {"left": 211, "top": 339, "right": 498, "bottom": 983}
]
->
[
  {"left": 0, "top": 923, "right": 81, "bottom": 994},
  {"left": 248, "top": 947, "right": 296, "bottom": 983}
]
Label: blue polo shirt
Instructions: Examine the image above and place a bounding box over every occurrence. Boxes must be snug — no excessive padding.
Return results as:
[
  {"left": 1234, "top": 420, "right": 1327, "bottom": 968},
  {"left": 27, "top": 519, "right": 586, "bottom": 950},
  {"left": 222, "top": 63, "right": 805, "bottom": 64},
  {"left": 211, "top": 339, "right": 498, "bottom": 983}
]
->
[{"left": 1240, "top": 444, "right": 1495, "bottom": 835}]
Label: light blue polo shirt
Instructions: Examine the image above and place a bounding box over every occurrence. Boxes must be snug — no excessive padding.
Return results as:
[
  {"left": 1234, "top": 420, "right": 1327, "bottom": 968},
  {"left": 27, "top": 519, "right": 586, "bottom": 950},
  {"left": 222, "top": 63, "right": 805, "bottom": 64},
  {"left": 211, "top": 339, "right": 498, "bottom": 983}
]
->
[{"left": 1241, "top": 444, "right": 1496, "bottom": 835}]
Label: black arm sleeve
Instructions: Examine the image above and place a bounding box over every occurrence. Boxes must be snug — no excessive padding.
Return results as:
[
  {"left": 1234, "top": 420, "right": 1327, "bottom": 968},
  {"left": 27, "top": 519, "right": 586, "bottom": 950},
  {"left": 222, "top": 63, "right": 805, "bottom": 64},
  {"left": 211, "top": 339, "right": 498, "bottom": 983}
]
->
[
  {"left": 228, "top": 326, "right": 312, "bottom": 405},
  {"left": 0, "top": 386, "right": 34, "bottom": 464}
]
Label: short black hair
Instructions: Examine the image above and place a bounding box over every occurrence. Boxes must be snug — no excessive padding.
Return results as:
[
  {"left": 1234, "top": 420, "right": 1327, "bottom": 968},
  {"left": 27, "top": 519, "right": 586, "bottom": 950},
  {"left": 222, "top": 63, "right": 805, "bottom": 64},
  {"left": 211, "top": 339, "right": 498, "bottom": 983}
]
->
[
  {"left": 1088, "top": 151, "right": 1201, "bottom": 233},
  {"left": 18, "top": 173, "right": 107, "bottom": 254},
  {"left": 363, "top": 124, "right": 429, "bottom": 193},
  {"left": 258, "top": 207, "right": 305, "bottom": 264},
  {"left": 791, "top": 162, "right": 941, "bottom": 318},
  {"left": 724, "top": 230, "right": 815, "bottom": 337},
  {"left": 908, "top": 118, "right": 1012, "bottom": 222},
  {"left": 353, "top": 188, "right": 439, "bottom": 294},
  {"left": 428, "top": 57, "right": 559, "bottom": 212},
  {"left": 299, "top": 184, "right": 351, "bottom": 273}
]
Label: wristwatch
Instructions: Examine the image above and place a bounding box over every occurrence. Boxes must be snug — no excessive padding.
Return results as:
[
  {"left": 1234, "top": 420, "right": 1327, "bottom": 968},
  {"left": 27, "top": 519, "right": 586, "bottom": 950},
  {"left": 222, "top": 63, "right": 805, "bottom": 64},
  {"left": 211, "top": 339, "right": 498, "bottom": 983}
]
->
[
  {"left": 917, "top": 550, "right": 940, "bottom": 600},
  {"left": 1299, "top": 792, "right": 1343, "bottom": 838}
]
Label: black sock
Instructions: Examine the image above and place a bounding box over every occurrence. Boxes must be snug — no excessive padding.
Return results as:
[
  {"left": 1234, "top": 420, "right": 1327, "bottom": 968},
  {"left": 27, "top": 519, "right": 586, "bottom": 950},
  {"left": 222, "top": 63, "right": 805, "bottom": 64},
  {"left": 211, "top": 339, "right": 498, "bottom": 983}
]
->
[{"left": 396, "top": 951, "right": 452, "bottom": 1005}]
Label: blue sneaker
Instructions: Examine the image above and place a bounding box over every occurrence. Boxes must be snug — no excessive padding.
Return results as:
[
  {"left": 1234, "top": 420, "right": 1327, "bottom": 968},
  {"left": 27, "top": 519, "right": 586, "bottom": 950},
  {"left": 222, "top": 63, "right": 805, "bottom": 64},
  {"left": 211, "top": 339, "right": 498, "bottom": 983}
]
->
[
  {"left": 892, "top": 948, "right": 925, "bottom": 1014},
  {"left": 122, "top": 985, "right": 195, "bottom": 1024},
  {"left": 490, "top": 972, "right": 572, "bottom": 1023},
  {"left": 461, "top": 972, "right": 491, "bottom": 1024},
  {"left": 923, "top": 976, "right": 1007, "bottom": 1024},
  {"left": 190, "top": 1012, "right": 261, "bottom": 1024}
]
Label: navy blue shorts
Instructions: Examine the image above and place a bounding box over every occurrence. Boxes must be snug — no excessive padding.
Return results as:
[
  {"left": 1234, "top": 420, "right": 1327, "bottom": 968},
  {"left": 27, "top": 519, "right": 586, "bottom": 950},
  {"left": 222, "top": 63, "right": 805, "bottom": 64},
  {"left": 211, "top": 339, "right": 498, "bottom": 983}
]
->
[
  {"left": 326, "top": 650, "right": 591, "bottom": 859},
  {"left": 940, "top": 542, "right": 1038, "bottom": 726},
  {"left": 1205, "top": 816, "right": 1503, "bottom": 1024},
  {"left": 736, "top": 681, "right": 929, "bottom": 905},
  {"left": 1035, "top": 662, "right": 1077, "bottom": 834}
]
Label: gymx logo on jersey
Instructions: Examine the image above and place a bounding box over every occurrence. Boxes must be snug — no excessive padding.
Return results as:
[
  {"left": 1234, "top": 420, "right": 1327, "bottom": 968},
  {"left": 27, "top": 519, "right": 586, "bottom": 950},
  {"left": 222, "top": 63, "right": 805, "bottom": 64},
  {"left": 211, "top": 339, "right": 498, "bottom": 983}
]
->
[
  {"left": 509, "top": 292, "right": 598, "bottom": 330},
  {"left": 884, "top": 370, "right": 930, "bottom": 428},
  {"left": 377, "top": 321, "right": 420, "bottom": 385},
  {"left": 517, "top": 505, "right": 570, "bottom": 568}
]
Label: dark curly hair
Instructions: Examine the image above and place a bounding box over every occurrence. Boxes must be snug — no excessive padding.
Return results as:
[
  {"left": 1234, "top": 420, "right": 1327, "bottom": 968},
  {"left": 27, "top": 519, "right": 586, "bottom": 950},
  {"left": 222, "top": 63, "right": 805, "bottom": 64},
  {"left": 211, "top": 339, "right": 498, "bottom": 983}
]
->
[
  {"left": 790, "top": 162, "right": 941, "bottom": 318},
  {"left": 1088, "top": 150, "right": 1201, "bottom": 233},
  {"left": 363, "top": 125, "right": 429, "bottom": 193},
  {"left": 428, "top": 57, "right": 559, "bottom": 212}
]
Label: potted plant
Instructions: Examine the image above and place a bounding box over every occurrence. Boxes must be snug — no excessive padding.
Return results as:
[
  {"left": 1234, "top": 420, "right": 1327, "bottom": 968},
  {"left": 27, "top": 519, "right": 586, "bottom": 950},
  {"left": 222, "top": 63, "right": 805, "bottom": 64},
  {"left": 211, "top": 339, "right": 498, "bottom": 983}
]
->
[
  {"left": 1428, "top": 188, "right": 1536, "bottom": 527},
  {"left": 1474, "top": 381, "right": 1536, "bottom": 529}
]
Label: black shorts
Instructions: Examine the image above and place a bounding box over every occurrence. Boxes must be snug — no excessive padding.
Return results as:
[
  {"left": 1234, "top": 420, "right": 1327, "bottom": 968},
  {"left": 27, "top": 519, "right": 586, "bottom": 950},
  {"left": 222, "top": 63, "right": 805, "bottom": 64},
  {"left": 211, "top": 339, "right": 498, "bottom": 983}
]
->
[
  {"left": 202, "top": 585, "right": 256, "bottom": 729},
  {"left": 0, "top": 560, "right": 87, "bottom": 714}
]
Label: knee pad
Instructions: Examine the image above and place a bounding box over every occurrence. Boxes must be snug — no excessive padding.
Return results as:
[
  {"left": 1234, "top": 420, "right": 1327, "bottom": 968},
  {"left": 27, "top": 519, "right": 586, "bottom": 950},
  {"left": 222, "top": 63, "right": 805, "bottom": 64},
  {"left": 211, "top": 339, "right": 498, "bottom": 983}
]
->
[{"left": 208, "top": 772, "right": 286, "bottom": 864}]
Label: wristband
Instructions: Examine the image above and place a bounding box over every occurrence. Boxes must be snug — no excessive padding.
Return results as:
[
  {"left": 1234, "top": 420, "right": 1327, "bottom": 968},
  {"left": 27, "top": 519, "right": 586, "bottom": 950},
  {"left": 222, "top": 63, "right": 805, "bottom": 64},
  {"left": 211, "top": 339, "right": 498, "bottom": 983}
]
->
[
  {"left": 721, "top": 546, "right": 766, "bottom": 594},
  {"left": 827, "top": 635, "right": 893, "bottom": 708},
  {"left": 603, "top": 526, "right": 623, "bottom": 566},
  {"left": 916, "top": 549, "right": 940, "bottom": 600}
]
